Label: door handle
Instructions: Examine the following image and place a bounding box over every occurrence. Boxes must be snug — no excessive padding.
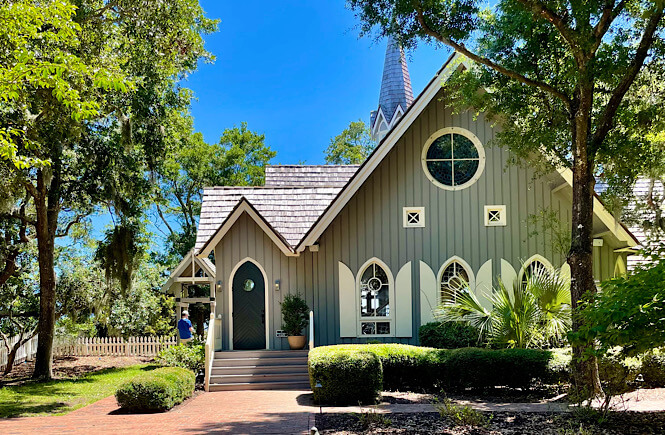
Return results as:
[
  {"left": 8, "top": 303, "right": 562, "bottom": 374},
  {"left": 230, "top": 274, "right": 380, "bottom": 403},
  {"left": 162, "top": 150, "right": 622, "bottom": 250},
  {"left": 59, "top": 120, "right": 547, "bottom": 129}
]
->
[{"left": 261, "top": 309, "right": 265, "bottom": 325}]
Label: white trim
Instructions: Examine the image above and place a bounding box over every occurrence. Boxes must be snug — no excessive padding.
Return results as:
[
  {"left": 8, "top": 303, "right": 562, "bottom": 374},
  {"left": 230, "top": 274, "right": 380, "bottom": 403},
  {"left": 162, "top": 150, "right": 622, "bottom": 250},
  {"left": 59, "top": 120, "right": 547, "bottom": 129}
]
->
[
  {"left": 403, "top": 206, "right": 425, "bottom": 228},
  {"left": 518, "top": 254, "right": 554, "bottom": 285},
  {"left": 228, "top": 257, "right": 270, "bottom": 351},
  {"left": 614, "top": 256, "right": 627, "bottom": 277},
  {"left": 555, "top": 167, "right": 639, "bottom": 247},
  {"left": 355, "top": 257, "right": 396, "bottom": 338},
  {"left": 297, "top": 52, "right": 472, "bottom": 252},
  {"left": 437, "top": 256, "right": 476, "bottom": 304},
  {"left": 421, "top": 127, "right": 487, "bottom": 191},
  {"left": 484, "top": 205, "right": 507, "bottom": 227},
  {"left": 198, "top": 200, "right": 298, "bottom": 258},
  {"left": 161, "top": 249, "right": 215, "bottom": 293}
]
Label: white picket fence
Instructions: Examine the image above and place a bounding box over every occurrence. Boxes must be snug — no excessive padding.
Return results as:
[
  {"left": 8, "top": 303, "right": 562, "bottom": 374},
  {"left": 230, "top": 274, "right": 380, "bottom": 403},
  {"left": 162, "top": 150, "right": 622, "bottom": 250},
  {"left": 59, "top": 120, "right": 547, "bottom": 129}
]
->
[
  {"left": 0, "top": 334, "right": 38, "bottom": 371},
  {"left": 53, "top": 336, "right": 179, "bottom": 357}
]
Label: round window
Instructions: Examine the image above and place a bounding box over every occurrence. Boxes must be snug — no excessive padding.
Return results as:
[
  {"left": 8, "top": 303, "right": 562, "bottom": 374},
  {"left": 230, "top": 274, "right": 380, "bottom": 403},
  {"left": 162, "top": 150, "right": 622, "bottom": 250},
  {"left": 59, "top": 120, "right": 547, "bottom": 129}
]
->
[
  {"left": 422, "top": 129, "right": 485, "bottom": 190},
  {"left": 243, "top": 279, "right": 255, "bottom": 292}
]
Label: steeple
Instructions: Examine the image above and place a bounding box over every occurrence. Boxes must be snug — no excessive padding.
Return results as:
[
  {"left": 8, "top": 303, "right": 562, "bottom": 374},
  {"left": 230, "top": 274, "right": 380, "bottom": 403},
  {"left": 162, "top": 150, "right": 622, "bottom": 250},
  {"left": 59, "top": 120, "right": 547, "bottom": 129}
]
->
[{"left": 370, "top": 37, "right": 414, "bottom": 142}]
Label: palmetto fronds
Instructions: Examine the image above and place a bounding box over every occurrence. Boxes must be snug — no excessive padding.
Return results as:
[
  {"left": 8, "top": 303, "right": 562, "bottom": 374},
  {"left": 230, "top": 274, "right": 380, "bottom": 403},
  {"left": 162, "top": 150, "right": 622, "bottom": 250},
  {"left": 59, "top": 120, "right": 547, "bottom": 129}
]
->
[{"left": 437, "top": 267, "right": 571, "bottom": 348}]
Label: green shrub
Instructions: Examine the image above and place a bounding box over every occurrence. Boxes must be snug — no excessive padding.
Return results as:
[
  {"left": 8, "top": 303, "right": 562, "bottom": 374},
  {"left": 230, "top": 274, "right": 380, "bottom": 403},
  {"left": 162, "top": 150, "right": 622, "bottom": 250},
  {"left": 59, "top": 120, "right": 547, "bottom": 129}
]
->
[
  {"left": 115, "top": 367, "right": 195, "bottom": 412},
  {"left": 363, "top": 343, "right": 443, "bottom": 392},
  {"left": 443, "top": 347, "right": 553, "bottom": 391},
  {"left": 419, "top": 322, "right": 479, "bottom": 349},
  {"left": 547, "top": 347, "right": 572, "bottom": 383},
  {"left": 155, "top": 342, "right": 204, "bottom": 373},
  {"left": 308, "top": 344, "right": 554, "bottom": 402},
  {"left": 639, "top": 352, "right": 665, "bottom": 387},
  {"left": 308, "top": 346, "right": 382, "bottom": 405}
]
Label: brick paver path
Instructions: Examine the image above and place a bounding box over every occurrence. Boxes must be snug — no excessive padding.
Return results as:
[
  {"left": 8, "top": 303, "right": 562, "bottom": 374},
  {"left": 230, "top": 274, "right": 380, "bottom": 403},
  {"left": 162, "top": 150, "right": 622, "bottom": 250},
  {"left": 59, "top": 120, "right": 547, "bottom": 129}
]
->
[
  {"left": 2, "top": 389, "right": 663, "bottom": 434},
  {"left": 1, "top": 390, "right": 318, "bottom": 434}
]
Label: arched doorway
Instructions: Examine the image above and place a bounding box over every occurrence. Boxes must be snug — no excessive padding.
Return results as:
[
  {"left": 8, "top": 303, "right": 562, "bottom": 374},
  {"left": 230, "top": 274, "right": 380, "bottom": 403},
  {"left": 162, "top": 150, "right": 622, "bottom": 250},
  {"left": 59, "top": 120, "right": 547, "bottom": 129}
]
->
[{"left": 231, "top": 260, "right": 267, "bottom": 350}]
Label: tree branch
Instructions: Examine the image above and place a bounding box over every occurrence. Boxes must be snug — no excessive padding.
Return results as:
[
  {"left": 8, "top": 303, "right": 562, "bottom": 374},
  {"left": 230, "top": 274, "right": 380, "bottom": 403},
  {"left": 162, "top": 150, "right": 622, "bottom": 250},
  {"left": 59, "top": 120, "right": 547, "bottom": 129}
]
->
[
  {"left": 593, "top": 7, "right": 665, "bottom": 148},
  {"left": 415, "top": 9, "right": 572, "bottom": 109},
  {"left": 591, "top": 0, "right": 627, "bottom": 54},
  {"left": 515, "top": 0, "right": 578, "bottom": 50},
  {"left": 54, "top": 214, "right": 86, "bottom": 238},
  {"left": 155, "top": 202, "right": 175, "bottom": 236}
]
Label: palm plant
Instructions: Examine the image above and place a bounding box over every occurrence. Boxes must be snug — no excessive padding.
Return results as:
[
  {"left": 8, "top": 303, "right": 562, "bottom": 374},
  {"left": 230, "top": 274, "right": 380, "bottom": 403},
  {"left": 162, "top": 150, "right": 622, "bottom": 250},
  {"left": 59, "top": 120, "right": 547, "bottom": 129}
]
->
[{"left": 437, "top": 266, "right": 571, "bottom": 348}]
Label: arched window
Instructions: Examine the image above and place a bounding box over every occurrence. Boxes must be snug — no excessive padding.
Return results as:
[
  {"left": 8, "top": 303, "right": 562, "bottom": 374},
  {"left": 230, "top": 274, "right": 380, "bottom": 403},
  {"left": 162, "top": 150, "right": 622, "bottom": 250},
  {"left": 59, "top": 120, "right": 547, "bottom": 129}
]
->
[
  {"left": 520, "top": 256, "right": 553, "bottom": 290},
  {"left": 438, "top": 258, "right": 474, "bottom": 303},
  {"left": 358, "top": 260, "right": 393, "bottom": 336}
]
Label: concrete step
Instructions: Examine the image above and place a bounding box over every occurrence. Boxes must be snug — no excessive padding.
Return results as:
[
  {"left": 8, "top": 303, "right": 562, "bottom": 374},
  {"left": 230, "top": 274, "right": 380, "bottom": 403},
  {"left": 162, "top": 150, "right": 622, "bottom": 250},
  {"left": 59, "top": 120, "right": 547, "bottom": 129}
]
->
[
  {"left": 211, "top": 364, "right": 309, "bottom": 376},
  {"left": 210, "top": 373, "right": 310, "bottom": 384},
  {"left": 212, "top": 356, "right": 307, "bottom": 367},
  {"left": 214, "top": 350, "right": 308, "bottom": 359},
  {"left": 208, "top": 380, "right": 311, "bottom": 392}
]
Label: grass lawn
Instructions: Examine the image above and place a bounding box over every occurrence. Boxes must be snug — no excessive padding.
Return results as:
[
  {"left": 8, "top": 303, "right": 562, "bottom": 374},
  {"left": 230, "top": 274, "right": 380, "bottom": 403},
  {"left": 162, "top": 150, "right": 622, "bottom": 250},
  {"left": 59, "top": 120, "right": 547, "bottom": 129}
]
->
[{"left": 0, "top": 364, "right": 157, "bottom": 418}]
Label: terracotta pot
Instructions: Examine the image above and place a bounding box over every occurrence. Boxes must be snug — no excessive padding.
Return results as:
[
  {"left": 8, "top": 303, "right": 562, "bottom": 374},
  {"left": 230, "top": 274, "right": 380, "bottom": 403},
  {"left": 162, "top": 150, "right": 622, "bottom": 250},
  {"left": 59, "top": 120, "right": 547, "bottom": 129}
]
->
[{"left": 287, "top": 335, "right": 307, "bottom": 350}]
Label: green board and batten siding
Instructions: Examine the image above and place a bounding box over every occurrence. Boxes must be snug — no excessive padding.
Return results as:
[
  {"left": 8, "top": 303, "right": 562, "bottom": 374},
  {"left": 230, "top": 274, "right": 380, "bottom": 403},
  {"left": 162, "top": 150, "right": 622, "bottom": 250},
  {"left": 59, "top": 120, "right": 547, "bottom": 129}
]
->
[{"left": 213, "top": 89, "right": 624, "bottom": 350}]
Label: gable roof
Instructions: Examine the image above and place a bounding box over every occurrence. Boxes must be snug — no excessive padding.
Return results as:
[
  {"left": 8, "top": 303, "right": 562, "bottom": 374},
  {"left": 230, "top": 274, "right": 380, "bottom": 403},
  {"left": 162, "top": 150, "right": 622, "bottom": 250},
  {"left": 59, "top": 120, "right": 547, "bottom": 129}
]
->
[
  {"left": 296, "top": 52, "right": 471, "bottom": 251},
  {"left": 265, "top": 165, "right": 359, "bottom": 187},
  {"left": 195, "top": 51, "right": 639, "bottom": 257},
  {"left": 161, "top": 249, "right": 216, "bottom": 294},
  {"left": 195, "top": 186, "right": 341, "bottom": 255}
]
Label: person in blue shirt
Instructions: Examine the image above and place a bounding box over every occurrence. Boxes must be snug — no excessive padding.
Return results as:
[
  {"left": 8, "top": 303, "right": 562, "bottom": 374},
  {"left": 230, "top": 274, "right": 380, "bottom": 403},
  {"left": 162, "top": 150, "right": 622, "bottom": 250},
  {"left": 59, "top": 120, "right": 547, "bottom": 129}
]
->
[{"left": 178, "top": 310, "right": 194, "bottom": 343}]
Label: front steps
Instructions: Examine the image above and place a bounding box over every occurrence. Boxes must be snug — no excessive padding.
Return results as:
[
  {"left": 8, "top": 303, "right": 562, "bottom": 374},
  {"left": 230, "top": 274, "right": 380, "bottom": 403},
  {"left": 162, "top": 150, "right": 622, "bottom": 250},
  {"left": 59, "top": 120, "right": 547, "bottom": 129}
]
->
[{"left": 208, "top": 350, "right": 310, "bottom": 391}]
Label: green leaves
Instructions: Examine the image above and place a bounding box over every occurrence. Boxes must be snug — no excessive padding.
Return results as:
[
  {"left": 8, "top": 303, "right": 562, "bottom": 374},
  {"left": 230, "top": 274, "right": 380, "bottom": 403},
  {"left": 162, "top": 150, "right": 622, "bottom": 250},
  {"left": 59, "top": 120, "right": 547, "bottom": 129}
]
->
[
  {"left": 325, "top": 120, "right": 375, "bottom": 164},
  {"left": 438, "top": 267, "right": 572, "bottom": 348},
  {"left": 574, "top": 261, "right": 665, "bottom": 356}
]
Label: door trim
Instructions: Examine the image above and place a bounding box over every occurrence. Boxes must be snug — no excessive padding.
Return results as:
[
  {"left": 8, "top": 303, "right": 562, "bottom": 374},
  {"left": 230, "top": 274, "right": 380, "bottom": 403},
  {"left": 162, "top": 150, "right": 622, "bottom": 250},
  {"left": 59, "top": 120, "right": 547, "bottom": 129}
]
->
[{"left": 228, "top": 257, "right": 270, "bottom": 350}]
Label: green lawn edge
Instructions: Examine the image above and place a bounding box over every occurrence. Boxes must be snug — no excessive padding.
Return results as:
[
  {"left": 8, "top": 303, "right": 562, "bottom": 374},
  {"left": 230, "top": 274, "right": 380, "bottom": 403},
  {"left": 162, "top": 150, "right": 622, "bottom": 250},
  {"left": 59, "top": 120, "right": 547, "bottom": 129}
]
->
[{"left": 0, "top": 364, "right": 159, "bottom": 418}]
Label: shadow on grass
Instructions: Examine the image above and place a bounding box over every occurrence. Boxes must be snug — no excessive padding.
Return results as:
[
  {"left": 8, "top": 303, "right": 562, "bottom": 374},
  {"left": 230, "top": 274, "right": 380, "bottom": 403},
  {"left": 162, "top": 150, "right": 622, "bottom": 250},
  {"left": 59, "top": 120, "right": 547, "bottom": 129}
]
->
[{"left": 0, "top": 364, "right": 160, "bottom": 418}]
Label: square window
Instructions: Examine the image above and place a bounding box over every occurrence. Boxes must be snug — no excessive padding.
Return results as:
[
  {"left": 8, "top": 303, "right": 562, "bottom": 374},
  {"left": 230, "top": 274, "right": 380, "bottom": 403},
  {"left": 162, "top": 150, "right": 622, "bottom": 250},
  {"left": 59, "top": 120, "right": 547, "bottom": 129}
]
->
[
  {"left": 484, "top": 205, "right": 507, "bottom": 227},
  {"left": 403, "top": 207, "right": 425, "bottom": 228}
]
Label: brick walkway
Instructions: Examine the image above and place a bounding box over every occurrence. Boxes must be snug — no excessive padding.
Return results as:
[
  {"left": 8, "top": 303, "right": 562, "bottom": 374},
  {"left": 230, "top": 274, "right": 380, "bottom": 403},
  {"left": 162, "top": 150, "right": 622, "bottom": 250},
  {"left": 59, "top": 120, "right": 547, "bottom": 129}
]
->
[
  {"left": 2, "top": 390, "right": 663, "bottom": 434},
  {"left": 1, "top": 390, "right": 318, "bottom": 435}
]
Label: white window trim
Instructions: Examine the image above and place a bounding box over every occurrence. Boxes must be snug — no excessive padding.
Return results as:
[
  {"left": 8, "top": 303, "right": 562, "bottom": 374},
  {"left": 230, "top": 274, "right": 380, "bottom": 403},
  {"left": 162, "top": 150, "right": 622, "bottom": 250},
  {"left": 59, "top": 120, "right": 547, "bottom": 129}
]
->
[
  {"left": 437, "top": 256, "right": 476, "bottom": 305},
  {"left": 355, "top": 257, "right": 395, "bottom": 338},
  {"left": 421, "top": 127, "right": 486, "bottom": 191},
  {"left": 518, "top": 254, "right": 554, "bottom": 285},
  {"left": 403, "top": 207, "right": 425, "bottom": 228},
  {"left": 484, "top": 205, "right": 507, "bottom": 227}
]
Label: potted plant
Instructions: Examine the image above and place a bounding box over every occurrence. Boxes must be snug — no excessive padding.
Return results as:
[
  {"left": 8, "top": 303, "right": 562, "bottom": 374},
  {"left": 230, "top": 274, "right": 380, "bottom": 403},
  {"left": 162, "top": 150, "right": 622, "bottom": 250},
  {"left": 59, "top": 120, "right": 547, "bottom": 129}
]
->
[{"left": 281, "top": 293, "right": 310, "bottom": 350}]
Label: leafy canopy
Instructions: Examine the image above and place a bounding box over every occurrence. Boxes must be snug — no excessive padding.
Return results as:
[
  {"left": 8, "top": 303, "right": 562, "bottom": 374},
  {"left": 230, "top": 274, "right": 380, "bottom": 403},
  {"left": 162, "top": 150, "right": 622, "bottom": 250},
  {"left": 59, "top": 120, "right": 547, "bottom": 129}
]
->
[{"left": 325, "top": 120, "right": 375, "bottom": 165}]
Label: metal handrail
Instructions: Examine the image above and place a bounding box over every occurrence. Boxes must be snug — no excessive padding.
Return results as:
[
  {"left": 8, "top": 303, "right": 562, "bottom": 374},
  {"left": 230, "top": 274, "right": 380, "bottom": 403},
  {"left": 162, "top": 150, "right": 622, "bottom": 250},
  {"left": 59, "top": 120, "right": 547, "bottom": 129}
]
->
[{"left": 204, "top": 312, "right": 216, "bottom": 392}]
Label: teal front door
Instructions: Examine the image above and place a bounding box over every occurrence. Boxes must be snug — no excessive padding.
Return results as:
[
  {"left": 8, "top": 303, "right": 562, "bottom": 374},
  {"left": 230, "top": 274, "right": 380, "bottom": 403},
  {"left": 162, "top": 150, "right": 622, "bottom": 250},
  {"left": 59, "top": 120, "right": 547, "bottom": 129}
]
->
[{"left": 232, "top": 261, "right": 266, "bottom": 350}]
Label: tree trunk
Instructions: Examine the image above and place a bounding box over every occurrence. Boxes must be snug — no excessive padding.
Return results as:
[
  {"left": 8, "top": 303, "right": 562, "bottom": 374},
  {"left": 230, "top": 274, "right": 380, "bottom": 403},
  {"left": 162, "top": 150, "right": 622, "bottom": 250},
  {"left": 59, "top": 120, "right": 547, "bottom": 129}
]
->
[
  {"left": 568, "top": 96, "right": 603, "bottom": 398},
  {"left": 32, "top": 169, "right": 60, "bottom": 380}
]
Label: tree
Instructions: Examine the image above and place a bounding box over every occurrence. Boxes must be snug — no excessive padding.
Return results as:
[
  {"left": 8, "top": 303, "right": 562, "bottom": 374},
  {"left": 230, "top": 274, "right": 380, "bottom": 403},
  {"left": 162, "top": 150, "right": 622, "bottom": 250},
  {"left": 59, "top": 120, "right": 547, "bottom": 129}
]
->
[
  {"left": 1, "top": 0, "right": 217, "bottom": 379},
  {"left": 349, "top": 0, "right": 665, "bottom": 396},
  {"left": 155, "top": 121, "right": 275, "bottom": 264},
  {"left": 324, "top": 120, "right": 375, "bottom": 164}
]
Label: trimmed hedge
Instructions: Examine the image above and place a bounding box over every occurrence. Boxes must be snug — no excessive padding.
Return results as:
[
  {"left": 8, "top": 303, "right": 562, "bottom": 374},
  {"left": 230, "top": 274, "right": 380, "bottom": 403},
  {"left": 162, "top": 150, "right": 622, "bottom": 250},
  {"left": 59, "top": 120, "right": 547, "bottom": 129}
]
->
[
  {"left": 155, "top": 342, "right": 204, "bottom": 373},
  {"left": 308, "top": 346, "right": 382, "bottom": 405},
  {"left": 419, "top": 322, "right": 479, "bottom": 349},
  {"left": 640, "top": 353, "right": 665, "bottom": 387},
  {"left": 308, "top": 344, "right": 556, "bottom": 403},
  {"left": 115, "top": 367, "right": 195, "bottom": 412}
]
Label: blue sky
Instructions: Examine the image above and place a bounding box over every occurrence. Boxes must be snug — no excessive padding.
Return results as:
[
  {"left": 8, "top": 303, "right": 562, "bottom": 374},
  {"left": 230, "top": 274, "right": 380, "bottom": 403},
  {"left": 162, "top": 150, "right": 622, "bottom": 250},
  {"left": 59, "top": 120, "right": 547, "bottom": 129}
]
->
[{"left": 185, "top": 1, "right": 452, "bottom": 164}]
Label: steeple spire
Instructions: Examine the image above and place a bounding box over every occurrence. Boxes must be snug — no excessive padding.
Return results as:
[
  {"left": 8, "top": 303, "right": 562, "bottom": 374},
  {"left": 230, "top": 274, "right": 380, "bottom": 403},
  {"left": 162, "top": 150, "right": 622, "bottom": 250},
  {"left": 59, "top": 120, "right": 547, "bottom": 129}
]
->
[{"left": 370, "top": 37, "right": 414, "bottom": 141}]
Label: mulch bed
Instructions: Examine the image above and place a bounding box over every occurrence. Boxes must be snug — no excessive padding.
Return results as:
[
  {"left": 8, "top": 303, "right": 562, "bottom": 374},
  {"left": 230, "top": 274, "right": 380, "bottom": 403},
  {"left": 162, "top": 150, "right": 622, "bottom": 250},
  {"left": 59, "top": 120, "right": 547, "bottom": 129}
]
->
[
  {"left": 382, "top": 386, "right": 567, "bottom": 405},
  {"left": 0, "top": 355, "right": 154, "bottom": 386},
  {"left": 316, "top": 411, "right": 665, "bottom": 434}
]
